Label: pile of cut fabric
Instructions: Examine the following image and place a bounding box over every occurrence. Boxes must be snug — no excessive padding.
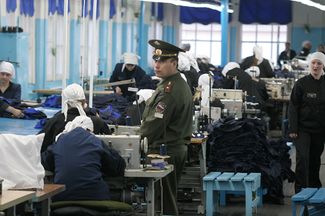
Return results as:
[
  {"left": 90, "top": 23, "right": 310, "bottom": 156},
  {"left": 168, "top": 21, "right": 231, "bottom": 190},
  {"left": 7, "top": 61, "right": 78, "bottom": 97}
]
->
[{"left": 207, "top": 117, "right": 295, "bottom": 202}]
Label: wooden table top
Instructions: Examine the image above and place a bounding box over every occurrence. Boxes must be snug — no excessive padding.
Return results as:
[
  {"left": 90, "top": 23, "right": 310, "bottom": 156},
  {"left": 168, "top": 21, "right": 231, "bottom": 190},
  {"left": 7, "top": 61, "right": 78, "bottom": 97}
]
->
[
  {"left": 0, "top": 190, "right": 35, "bottom": 211},
  {"left": 33, "top": 184, "right": 65, "bottom": 202}
]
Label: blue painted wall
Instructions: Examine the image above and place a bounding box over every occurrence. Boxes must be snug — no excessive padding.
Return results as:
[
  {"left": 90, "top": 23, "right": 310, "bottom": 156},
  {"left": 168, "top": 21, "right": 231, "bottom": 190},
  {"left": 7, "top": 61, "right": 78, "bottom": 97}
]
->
[
  {"left": 69, "top": 19, "right": 81, "bottom": 84},
  {"left": 99, "top": 20, "right": 108, "bottom": 78},
  {"left": 291, "top": 27, "right": 325, "bottom": 54}
]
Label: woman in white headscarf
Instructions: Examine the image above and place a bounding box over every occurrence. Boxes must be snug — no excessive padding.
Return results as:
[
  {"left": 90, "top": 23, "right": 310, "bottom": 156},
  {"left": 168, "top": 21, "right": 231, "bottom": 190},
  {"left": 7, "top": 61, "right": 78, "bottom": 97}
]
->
[
  {"left": 41, "top": 116, "right": 126, "bottom": 202},
  {"left": 240, "top": 45, "right": 274, "bottom": 78},
  {"left": 40, "top": 83, "right": 110, "bottom": 152},
  {"left": 0, "top": 61, "right": 24, "bottom": 118},
  {"left": 109, "top": 53, "right": 154, "bottom": 101},
  {"left": 288, "top": 52, "right": 325, "bottom": 193}
]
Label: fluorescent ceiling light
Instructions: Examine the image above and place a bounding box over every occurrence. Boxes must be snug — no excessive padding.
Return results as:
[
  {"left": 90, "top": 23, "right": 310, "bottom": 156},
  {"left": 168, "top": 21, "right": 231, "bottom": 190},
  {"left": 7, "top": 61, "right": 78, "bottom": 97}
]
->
[
  {"left": 291, "top": 0, "right": 325, "bottom": 11},
  {"left": 140, "top": 0, "right": 234, "bottom": 13}
]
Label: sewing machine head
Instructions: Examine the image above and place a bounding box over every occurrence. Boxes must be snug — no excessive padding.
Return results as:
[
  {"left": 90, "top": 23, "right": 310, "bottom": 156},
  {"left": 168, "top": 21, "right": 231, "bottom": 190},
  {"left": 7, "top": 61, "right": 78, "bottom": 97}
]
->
[{"left": 96, "top": 134, "right": 141, "bottom": 169}]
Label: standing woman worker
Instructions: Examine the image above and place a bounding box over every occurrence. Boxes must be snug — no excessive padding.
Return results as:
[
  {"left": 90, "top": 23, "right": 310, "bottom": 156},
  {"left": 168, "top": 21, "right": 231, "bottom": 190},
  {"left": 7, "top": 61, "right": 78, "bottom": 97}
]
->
[{"left": 288, "top": 52, "right": 325, "bottom": 193}]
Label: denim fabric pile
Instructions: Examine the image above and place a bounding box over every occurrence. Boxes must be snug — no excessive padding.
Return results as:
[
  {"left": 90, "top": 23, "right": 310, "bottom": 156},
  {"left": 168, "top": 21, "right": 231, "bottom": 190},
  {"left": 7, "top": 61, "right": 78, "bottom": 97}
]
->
[{"left": 207, "top": 117, "right": 295, "bottom": 202}]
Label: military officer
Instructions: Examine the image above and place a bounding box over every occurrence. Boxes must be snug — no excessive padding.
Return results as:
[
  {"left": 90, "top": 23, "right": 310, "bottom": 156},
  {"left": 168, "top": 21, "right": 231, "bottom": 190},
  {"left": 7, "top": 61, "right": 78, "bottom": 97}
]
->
[{"left": 139, "top": 39, "right": 193, "bottom": 215}]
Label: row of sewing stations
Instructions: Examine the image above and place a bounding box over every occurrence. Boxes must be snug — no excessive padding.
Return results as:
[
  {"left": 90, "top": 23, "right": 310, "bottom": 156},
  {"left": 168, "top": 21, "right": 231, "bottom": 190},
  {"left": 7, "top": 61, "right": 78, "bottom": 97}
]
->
[
  {"left": 0, "top": 70, "right": 306, "bottom": 216},
  {"left": 0, "top": 79, "right": 175, "bottom": 216}
]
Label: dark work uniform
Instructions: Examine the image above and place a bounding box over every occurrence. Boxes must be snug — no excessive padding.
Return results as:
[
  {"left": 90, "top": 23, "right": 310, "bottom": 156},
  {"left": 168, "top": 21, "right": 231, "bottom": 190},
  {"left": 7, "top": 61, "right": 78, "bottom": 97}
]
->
[
  {"left": 109, "top": 63, "right": 154, "bottom": 101},
  {"left": 0, "top": 82, "right": 21, "bottom": 100},
  {"left": 41, "top": 127, "right": 126, "bottom": 201},
  {"left": 277, "top": 49, "right": 296, "bottom": 67},
  {"left": 0, "top": 82, "right": 21, "bottom": 116},
  {"left": 40, "top": 108, "right": 110, "bottom": 152},
  {"left": 140, "top": 72, "right": 193, "bottom": 215},
  {"left": 240, "top": 56, "right": 274, "bottom": 78},
  {"left": 288, "top": 74, "right": 325, "bottom": 192}
]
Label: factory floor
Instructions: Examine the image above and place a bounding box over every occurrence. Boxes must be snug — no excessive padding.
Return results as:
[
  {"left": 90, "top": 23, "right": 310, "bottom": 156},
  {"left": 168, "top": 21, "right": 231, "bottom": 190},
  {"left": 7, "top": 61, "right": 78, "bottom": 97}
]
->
[{"left": 176, "top": 145, "right": 325, "bottom": 216}]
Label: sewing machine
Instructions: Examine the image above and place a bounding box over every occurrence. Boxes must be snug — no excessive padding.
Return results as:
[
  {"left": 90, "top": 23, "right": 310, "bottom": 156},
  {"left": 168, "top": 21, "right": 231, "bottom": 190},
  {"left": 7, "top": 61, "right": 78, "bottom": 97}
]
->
[
  {"left": 96, "top": 135, "right": 142, "bottom": 169},
  {"left": 261, "top": 78, "right": 294, "bottom": 99},
  {"left": 212, "top": 89, "right": 243, "bottom": 118},
  {"left": 108, "top": 125, "right": 140, "bottom": 135}
]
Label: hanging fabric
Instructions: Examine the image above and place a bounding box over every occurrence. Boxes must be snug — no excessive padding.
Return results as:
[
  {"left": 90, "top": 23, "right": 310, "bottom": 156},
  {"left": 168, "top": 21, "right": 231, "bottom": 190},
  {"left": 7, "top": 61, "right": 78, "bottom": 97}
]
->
[
  {"left": 109, "top": 0, "right": 116, "bottom": 18},
  {"left": 48, "top": 0, "right": 70, "bottom": 16},
  {"left": 81, "top": 0, "right": 100, "bottom": 18},
  {"left": 239, "top": 0, "right": 292, "bottom": 24},
  {"left": 20, "top": 0, "right": 34, "bottom": 17},
  {"left": 151, "top": 3, "right": 164, "bottom": 21},
  {"left": 180, "top": 7, "right": 232, "bottom": 25},
  {"left": 6, "top": 0, "right": 17, "bottom": 13}
]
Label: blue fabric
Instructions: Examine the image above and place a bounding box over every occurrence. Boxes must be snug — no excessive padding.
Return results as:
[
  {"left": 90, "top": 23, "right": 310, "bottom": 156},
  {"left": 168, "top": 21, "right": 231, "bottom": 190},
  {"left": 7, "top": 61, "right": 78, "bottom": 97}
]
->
[
  {"left": 239, "top": 0, "right": 292, "bottom": 24},
  {"left": 6, "top": 0, "right": 17, "bottom": 13},
  {"left": 151, "top": 3, "right": 164, "bottom": 21},
  {"left": 20, "top": 0, "right": 34, "bottom": 16},
  {"left": 81, "top": 0, "right": 100, "bottom": 18},
  {"left": 23, "top": 107, "right": 47, "bottom": 120},
  {"left": 180, "top": 6, "right": 231, "bottom": 25},
  {"left": 42, "top": 95, "right": 62, "bottom": 108},
  {"left": 48, "top": 0, "right": 70, "bottom": 15},
  {"left": 89, "top": 0, "right": 100, "bottom": 19},
  {"left": 35, "top": 118, "right": 48, "bottom": 129},
  {"left": 110, "top": 0, "right": 116, "bottom": 18}
]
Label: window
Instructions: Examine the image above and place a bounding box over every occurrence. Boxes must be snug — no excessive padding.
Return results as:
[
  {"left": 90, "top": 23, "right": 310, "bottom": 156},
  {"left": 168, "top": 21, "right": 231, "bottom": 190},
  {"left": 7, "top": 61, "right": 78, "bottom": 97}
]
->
[
  {"left": 241, "top": 24, "right": 287, "bottom": 66},
  {"left": 46, "top": 14, "right": 69, "bottom": 81},
  {"left": 20, "top": 15, "right": 36, "bottom": 83},
  {"left": 180, "top": 23, "right": 222, "bottom": 66}
]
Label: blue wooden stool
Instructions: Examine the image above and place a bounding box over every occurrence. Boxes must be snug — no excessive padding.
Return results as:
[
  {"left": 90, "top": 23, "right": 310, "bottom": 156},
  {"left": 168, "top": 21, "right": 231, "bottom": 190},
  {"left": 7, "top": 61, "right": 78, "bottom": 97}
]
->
[
  {"left": 203, "top": 172, "right": 262, "bottom": 216},
  {"left": 291, "top": 188, "right": 325, "bottom": 216}
]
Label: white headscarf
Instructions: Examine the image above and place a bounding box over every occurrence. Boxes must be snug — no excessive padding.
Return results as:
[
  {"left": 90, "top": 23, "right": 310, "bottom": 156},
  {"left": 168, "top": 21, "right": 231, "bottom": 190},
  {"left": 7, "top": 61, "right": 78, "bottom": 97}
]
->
[
  {"left": 245, "top": 66, "right": 260, "bottom": 77},
  {"left": 253, "top": 45, "right": 263, "bottom": 64},
  {"left": 122, "top": 53, "right": 140, "bottom": 65},
  {"left": 55, "top": 116, "right": 94, "bottom": 142},
  {"left": 309, "top": 52, "right": 325, "bottom": 67},
  {"left": 61, "top": 83, "right": 87, "bottom": 121},
  {"left": 178, "top": 52, "right": 200, "bottom": 73},
  {"left": 221, "top": 62, "right": 240, "bottom": 77},
  {"left": 0, "top": 61, "right": 15, "bottom": 78},
  {"left": 198, "top": 74, "right": 213, "bottom": 107}
]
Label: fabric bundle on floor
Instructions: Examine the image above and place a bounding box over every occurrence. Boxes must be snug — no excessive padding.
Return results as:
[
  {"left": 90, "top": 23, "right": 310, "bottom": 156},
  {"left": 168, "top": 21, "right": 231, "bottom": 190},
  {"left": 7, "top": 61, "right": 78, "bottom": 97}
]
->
[{"left": 207, "top": 117, "right": 295, "bottom": 201}]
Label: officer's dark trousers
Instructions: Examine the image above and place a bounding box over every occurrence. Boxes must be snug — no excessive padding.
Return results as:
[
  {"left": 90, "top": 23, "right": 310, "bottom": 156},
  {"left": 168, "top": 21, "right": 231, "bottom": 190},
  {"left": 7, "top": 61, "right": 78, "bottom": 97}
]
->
[
  {"left": 295, "top": 131, "right": 325, "bottom": 193},
  {"left": 157, "top": 145, "right": 187, "bottom": 216}
]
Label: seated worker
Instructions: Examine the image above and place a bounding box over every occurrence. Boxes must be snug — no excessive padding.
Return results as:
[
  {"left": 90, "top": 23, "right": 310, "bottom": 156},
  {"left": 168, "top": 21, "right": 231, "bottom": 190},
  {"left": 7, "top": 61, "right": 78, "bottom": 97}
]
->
[
  {"left": 297, "top": 40, "right": 312, "bottom": 59},
  {"left": 277, "top": 42, "right": 296, "bottom": 67},
  {"left": 41, "top": 116, "right": 126, "bottom": 201},
  {"left": 0, "top": 100, "right": 24, "bottom": 118},
  {"left": 240, "top": 45, "right": 274, "bottom": 78},
  {"left": 178, "top": 52, "right": 200, "bottom": 95},
  {"left": 109, "top": 52, "right": 154, "bottom": 101},
  {"left": 0, "top": 61, "right": 21, "bottom": 101},
  {"left": 222, "top": 62, "right": 269, "bottom": 110},
  {"left": 0, "top": 61, "right": 23, "bottom": 117},
  {"left": 40, "top": 83, "right": 110, "bottom": 152}
]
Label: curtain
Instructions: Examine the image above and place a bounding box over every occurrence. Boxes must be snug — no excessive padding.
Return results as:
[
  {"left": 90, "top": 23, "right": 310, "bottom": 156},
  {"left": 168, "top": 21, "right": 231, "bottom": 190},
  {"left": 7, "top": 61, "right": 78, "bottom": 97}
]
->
[
  {"left": 20, "top": 0, "right": 34, "bottom": 16},
  {"left": 239, "top": 0, "right": 292, "bottom": 24}
]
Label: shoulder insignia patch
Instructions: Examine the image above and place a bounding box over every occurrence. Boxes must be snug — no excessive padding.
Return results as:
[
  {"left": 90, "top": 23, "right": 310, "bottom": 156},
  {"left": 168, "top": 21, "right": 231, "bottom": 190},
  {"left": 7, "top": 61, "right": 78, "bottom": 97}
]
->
[
  {"left": 154, "top": 102, "right": 166, "bottom": 119},
  {"left": 164, "top": 81, "right": 173, "bottom": 93}
]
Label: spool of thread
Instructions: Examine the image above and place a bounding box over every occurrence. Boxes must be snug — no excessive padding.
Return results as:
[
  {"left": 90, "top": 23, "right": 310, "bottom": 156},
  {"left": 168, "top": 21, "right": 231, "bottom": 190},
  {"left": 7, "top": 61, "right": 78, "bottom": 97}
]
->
[{"left": 160, "top": 144, "right": 167, "bottom": 156}]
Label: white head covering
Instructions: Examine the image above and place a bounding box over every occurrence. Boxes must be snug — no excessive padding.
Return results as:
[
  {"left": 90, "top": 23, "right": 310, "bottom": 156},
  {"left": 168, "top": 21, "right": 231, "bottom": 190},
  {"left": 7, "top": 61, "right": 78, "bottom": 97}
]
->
[
  {"left": 122, "top": 53, "right": 140, "bottom": 65},
  {"left": 221, "top": 62, "right": 240, "bottom": 77},
  {"left": 253, "top": 45, "right": 263, "bottom": 63},
  {"left": 309, "top": 52, "right": 325, "bottom": 67},
  {"left": 0, "top": 61, "right": 15, "bottom": 78},
  {"left": 55, "top": 116, "right": 94, "bottom": 142},
  {"left": 178, "top": 52, "right": 191, "bottom": 72},
  {"left": 198, "top": 74, "right": 213, "bottom": 107},
  {"left": 61, "top": 83, "right": 87, "bottom": 121},
  {"left": 245, "top": 66, "right": 260, "bottom": 77}
]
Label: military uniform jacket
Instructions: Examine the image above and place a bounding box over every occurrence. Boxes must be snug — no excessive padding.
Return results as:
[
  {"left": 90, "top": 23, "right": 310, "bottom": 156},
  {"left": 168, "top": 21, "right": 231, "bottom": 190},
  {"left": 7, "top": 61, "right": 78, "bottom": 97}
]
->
[{"left": 140, "top": 72, "right": 193, "bottom": 150}]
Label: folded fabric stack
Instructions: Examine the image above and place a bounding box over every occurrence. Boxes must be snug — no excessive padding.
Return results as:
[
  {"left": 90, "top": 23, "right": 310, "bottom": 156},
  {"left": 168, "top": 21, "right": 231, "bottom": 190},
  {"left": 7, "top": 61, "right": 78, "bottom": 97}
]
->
[{"left": 207, "top": 117, "right": 295, "bottom": 201}]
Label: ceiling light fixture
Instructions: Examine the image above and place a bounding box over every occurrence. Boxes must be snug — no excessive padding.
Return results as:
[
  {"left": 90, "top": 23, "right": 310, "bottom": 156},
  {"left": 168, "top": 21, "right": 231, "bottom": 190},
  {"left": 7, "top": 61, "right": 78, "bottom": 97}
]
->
[
  {"left": 140, "top": 0, "right": 234, "bottom": 13},
  {"left": 291, "top": 0, "right": 325, "bottom": 11}
]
